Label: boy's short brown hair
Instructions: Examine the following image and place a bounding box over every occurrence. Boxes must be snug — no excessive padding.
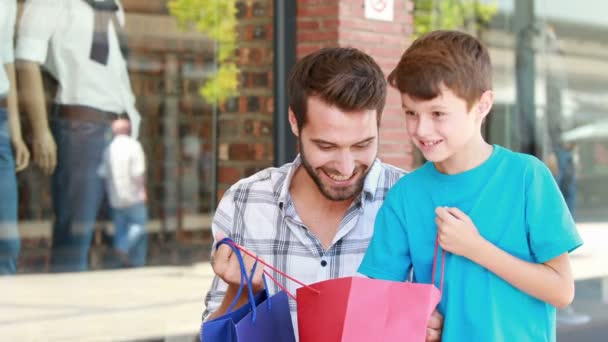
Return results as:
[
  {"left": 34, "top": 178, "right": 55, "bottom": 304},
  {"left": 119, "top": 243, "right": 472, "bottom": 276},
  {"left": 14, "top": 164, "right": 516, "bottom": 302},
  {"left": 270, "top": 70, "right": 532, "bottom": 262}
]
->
[
  {"left": 388, "top": 30, "right": 492, "bottom": 109},
  {"left": 288, "top": 47, "right": 387, "bottom": 130}
]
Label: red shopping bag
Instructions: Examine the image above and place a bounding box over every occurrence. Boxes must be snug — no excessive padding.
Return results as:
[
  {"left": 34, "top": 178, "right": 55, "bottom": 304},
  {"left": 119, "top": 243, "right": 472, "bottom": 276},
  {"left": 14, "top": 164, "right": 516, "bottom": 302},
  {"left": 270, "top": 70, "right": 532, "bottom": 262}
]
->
[{"left": 296, "top": 239, "right": 445, "bottom": 342}]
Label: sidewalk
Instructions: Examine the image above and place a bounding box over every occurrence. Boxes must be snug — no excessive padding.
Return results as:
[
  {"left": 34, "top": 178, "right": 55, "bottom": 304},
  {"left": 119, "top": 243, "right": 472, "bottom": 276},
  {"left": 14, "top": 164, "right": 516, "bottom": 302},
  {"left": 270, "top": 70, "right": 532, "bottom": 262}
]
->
[
  {"left": 1, "top": 223, "right": 607, "bottom": 341},
  {"left": 0, "top": 264, "right": 215, "bottom": 342}
]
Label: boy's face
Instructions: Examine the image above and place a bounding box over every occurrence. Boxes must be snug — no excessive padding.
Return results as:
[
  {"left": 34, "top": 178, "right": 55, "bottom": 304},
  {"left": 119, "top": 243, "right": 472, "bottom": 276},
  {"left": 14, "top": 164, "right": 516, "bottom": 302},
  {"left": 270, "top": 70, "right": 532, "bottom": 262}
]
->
[
  {"left": 289, "top": 96, "right": 378, "bottom": 201},
  {"left": 401, "top": 85, "right": 491, "bottom": 166}
]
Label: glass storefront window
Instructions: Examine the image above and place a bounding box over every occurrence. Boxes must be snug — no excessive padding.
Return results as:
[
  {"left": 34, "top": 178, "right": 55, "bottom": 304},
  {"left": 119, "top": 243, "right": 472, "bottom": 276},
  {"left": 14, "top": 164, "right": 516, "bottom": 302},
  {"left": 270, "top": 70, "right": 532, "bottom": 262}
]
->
[
  {"left": 482, "top": 0, "right": 608, "bottom": 338},
  {"left": 1, "top": 0, "right": 274, "bottom": 340}
]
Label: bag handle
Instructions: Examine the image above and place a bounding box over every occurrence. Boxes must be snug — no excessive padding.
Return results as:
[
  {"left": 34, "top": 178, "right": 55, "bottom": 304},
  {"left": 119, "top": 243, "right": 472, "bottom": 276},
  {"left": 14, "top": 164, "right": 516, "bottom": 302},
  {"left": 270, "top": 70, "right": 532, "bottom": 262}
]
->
[
  {"left": 220, "top": 238, "right": 320, "bottom": 300},
  {"left": 216, "top": 239, "right": 263, "bottom": 322},
  {"left": 430, "top": 236, "right": 446, "bottom": 296}
]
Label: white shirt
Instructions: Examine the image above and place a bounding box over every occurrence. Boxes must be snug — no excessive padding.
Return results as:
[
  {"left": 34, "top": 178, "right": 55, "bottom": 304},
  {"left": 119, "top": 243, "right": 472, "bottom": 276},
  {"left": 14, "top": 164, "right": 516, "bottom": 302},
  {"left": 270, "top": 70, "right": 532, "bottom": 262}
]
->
[
  {"left": 99, "top": 134, "right": 146, "bottom": 208},
  {"left": 202, "top": 156, "right": 405, "bottom": 337},
  {"left": 0, "top": 0, "right": 17, "bottom": 97},
  {"left": 16, "top": 0, "right": 141, "bottom": 136}
]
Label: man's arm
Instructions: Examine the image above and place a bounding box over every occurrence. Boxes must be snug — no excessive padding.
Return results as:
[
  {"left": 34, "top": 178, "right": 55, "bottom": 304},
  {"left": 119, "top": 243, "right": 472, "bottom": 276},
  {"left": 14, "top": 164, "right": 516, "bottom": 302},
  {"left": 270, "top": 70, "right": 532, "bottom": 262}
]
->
[{"left": 202, "top": 190, "right": 264, "bottom": 322}]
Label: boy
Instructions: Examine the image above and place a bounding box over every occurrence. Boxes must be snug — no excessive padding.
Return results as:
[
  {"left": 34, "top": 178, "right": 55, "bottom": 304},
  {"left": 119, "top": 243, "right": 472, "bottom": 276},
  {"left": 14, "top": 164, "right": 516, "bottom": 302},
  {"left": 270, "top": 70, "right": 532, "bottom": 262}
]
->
[{"left": 358, "top": 30, "right": 583, "bottom": 341}]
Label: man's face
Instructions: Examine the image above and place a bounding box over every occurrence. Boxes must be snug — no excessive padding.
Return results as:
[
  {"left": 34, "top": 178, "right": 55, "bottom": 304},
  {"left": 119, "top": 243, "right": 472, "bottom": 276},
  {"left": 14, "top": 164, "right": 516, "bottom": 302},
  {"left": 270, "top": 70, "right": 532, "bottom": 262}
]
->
[
  {"left": 291, "top": 97, "right": 378, "bottom": 201},
  {"left": 402, "top": 85, "right": 487, "bottom": 167}
]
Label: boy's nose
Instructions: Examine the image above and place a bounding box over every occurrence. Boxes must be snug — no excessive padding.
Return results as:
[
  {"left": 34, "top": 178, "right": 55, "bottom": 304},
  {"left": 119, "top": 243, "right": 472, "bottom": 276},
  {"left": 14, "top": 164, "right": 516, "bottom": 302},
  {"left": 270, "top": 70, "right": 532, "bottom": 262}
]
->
[{"left": 416, "top": 116, "right": 433, "bottom": 136}]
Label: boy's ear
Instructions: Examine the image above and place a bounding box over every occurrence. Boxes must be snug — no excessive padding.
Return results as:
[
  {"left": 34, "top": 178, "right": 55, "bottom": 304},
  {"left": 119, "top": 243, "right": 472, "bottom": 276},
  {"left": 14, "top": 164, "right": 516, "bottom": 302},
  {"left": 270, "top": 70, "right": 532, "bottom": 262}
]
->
[
  {"left": 288, "top": 108, "right": 300, "bottom": 137},
  {"left": 476, "top": 90, "right": 494, "bottom": 120}
]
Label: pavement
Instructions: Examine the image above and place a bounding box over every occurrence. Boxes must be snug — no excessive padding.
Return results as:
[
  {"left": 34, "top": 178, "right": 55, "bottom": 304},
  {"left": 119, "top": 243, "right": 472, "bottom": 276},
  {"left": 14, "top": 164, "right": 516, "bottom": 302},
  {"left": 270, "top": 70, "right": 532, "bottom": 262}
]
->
[
  {"left": 0, "top": 265, "right": 214, "bottom": 342},
  {"left": 1, "top": 223, "right": 607, "bottom": 341}
]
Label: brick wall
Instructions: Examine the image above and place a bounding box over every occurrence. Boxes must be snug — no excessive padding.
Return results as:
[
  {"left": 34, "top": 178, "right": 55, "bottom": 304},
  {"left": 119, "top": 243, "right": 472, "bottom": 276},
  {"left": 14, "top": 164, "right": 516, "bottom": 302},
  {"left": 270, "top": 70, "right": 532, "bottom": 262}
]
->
[
  {"left": 208, "top": 1, "right": 275, "bottom": 201},
  {"left": 297, "top": 0, "right": 417, "bottom": 170}
]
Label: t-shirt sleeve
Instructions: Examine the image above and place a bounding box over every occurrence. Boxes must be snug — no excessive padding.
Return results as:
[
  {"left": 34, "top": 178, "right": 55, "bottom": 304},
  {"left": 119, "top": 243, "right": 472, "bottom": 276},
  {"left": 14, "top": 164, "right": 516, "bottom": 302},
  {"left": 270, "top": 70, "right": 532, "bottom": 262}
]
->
[
  {"left": 358, "top": 185, "right": 412, "bottom": 281},
  {"left": 16, "top": 0, "right": 65, "bottom": 63},
  {"left": 525, "top": 159, "right": 583, "bottom": 263},
  {"left": 1, "top": 2, "right": 17, "bottom": 64}
]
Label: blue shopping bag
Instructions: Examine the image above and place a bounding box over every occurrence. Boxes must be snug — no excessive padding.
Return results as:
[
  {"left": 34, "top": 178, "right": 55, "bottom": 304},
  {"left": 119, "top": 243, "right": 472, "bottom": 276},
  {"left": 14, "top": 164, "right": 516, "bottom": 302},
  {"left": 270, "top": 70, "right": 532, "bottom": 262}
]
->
[{"left": 201, "top": 238, "right": 296, "bottom": 342}]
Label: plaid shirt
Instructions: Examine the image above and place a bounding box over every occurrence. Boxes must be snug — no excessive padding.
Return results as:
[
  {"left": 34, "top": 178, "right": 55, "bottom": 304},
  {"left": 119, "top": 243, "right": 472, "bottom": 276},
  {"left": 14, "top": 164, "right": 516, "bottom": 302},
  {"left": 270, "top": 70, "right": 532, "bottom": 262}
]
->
[{"left": 202, "top": 155, "right": 405, "bottom": 329}]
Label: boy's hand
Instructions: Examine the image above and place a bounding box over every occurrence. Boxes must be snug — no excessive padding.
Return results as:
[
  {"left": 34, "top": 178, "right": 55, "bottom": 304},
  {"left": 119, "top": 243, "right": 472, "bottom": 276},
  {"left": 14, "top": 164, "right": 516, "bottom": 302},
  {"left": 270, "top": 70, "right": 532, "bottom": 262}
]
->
[
  {"left": 435, "top": 207, "right": 484, "bottom": 259},
  {"left": 426, "top": 309, "right": 443, "bottom": 341}
]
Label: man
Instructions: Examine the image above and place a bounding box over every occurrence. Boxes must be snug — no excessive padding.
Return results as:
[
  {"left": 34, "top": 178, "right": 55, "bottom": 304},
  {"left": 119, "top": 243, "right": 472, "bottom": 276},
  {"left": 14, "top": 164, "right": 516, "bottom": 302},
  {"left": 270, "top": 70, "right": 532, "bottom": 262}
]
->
[
  {"left": 0, "top": 0, "right": 30, "bottom": 275},
  {"left": 203, "top": 47, "right": 442, "bottom": 340},
  {"left": 98, "top": 118, "right": 148, "bottom": 268},
  {"left": 16, "top": 0, "right": 140, "bottom": 272}
]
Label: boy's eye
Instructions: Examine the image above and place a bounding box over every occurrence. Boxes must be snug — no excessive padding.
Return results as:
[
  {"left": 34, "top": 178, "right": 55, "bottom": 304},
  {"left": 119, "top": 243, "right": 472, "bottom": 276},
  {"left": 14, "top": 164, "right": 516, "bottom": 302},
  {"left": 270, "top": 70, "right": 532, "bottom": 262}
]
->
[
  {"left": 404, "top": 110, "right": 416, "bottom": 116},
  {"left": 432, "top": 111, "right": 446, "bottom": 117}
]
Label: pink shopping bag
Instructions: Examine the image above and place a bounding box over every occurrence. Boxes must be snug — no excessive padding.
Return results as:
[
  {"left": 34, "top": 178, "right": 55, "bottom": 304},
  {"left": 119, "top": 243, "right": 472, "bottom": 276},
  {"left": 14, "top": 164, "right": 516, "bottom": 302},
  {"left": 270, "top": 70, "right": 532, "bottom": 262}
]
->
[{"left": 297, "top": 239, "right": 445, "bottom": 342}]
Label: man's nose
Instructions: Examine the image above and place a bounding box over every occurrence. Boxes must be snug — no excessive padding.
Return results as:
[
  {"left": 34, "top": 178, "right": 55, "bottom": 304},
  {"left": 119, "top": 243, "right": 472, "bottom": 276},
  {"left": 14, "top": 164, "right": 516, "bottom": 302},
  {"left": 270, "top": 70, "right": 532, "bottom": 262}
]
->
[{"left": 335, "top": 152, "right": 355, "bottom": 176}]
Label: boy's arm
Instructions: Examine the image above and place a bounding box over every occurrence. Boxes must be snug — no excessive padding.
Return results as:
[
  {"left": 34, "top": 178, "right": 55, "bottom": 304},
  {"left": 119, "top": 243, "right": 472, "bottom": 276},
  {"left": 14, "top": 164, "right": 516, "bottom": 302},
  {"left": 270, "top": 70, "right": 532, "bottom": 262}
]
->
[
  {"left": 472, "top": 236, "right": 573, "bottom": 308},
  {"left": 436, "top": 206, "right": 576, "bottom": 308}
]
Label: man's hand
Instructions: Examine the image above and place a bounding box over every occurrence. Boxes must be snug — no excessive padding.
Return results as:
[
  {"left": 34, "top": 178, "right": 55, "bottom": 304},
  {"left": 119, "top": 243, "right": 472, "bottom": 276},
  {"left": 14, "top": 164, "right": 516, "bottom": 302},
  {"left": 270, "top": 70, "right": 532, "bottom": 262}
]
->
[
  {"left": 435, "top": 207, "right": 485, "bottom": 259},
  {"left": 11, "top": 137, "right": 30, "bottom": 172},
  {"left": 426, "top": 309, "right": 443, "bottom": 341},
  {"left": 211, "top": 235, "right": 265, "bottom": 293},
  {"left": 31, "top": 128, "right": 57, "bottom": 175}
]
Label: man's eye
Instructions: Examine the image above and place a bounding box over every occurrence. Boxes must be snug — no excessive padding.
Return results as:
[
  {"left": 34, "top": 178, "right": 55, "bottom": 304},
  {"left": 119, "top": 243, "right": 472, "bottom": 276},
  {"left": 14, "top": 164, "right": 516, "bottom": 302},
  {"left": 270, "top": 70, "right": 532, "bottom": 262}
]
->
[
  {"left": 354, "top": 142, "right": 371, "bottom": 149},
  {"left": 318, "top": 145, "right": 333, "bottom": 151}
]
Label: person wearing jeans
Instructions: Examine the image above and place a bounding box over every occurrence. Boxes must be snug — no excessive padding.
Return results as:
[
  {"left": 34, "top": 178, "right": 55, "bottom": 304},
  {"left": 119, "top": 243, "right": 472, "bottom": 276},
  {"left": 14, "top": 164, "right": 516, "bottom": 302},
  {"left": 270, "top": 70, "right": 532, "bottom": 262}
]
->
[
  {"left": 49, "top": 110, "right": 113, "bottom": 271},
  {"left": 0, "top": 108, "right": 20, "bottom": 274},
  {"left": 99, "top": 119, "right": 147, "bottom": 267},
  {"left": 16, "top": 0, "right": 140, "bottom": 272},
  {"left": 1, "top": 0, "right": 30, "bottom": 275}
]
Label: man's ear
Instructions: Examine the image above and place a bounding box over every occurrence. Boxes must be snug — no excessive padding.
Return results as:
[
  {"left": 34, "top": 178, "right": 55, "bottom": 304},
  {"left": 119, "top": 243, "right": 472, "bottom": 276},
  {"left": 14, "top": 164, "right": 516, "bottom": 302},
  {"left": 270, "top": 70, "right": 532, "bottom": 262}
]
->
[
  {"left": 476, "top": 90, "right": 494, "bottom": 121},
  {"left": 288, "top": 108, "right": 300, "bottom": 137}
]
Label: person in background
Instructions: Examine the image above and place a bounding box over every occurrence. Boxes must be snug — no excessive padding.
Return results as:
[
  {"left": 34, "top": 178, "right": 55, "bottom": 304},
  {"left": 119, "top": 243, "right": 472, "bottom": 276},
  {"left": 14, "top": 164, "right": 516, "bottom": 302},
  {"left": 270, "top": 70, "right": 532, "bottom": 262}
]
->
[
  {"left": 99, "top": 118, "right": 147, "bottom": 268},
  {"left": 16, "top": 0, "right": 140, "bottom": 272}
]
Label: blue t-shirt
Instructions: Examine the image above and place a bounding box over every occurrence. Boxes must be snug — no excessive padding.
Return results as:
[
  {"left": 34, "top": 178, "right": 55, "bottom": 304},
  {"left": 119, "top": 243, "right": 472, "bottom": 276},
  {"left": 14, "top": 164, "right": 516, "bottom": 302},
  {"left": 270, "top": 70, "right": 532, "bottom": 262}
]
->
[{"left": 358, "top": 145, "right": 583, "bottom": 341}]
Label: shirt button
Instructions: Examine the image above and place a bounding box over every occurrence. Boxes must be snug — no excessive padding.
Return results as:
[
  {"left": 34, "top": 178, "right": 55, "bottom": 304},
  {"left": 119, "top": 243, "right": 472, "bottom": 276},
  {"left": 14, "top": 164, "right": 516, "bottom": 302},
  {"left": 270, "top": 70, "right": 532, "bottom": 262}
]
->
[{"left": 320, "top": 260, "right": 327, "bottom": 267}]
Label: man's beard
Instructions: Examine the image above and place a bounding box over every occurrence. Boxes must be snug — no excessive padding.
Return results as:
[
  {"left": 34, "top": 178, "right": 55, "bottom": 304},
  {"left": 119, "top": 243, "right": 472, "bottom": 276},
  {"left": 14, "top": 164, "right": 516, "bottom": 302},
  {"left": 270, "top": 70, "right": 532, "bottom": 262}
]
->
[{"left": 299, "top": 142, "right": 371, "bottom": 201}]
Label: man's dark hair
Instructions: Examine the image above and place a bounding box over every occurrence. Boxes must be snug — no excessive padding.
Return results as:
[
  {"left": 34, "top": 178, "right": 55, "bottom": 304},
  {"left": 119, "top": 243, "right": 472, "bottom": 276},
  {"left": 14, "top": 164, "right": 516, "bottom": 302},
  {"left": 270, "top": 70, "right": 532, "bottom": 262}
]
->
[{"left": 287, "top": 47, "right": 387, "bottom": 130}]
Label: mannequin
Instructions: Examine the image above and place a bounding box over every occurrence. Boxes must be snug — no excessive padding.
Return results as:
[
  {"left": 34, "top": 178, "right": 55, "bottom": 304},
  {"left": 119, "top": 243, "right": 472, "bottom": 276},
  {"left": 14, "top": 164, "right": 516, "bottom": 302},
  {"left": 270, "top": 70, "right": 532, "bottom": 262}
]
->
[
  {"left": 1, "top": 0, "right": 30, "bottom": 275},
  {"left": 16, "top": 0, "right": 141, "bottom": 272}
]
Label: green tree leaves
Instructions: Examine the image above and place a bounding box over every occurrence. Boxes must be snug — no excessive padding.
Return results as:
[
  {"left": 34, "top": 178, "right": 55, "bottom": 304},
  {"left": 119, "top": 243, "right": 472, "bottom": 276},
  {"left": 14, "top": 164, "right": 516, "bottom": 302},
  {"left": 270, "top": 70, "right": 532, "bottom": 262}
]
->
[{"left": 168, "top": 0, "right": 239, "bottom": 104}]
